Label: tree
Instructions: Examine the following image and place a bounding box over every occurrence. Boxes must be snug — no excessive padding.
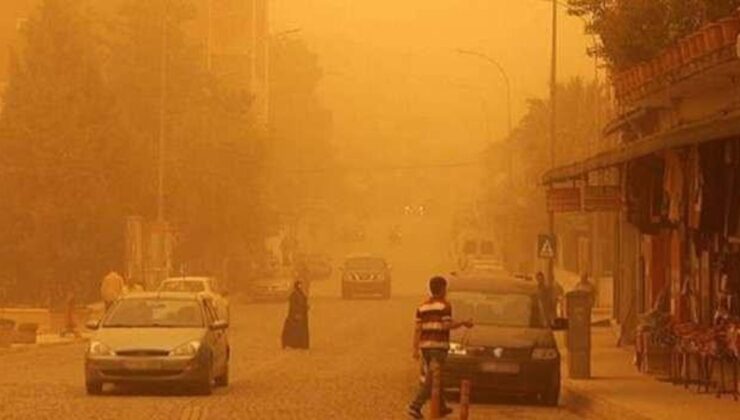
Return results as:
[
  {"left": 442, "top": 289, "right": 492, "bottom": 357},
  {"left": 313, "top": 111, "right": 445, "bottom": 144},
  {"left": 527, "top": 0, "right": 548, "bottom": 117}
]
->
[
  {"left": 0, "top": 0, "right": 124, "bottom": 303},
  {"left": 267, "top": 36, "right": 336, "bottom": 211},
  {"left": 568, "top": 0, "right": 739, "bottom": 69},
  {"left": 109, "top": 0, "right": 268, "bottom": 273}
]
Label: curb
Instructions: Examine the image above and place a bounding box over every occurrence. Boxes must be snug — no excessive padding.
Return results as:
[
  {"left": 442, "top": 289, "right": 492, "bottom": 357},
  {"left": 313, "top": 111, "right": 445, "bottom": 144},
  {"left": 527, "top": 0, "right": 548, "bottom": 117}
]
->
[
  {"left": 0, "top": 337, "right": 88, "bottom": 356},
  {"left": 563, "top": 381, "right": 651, "bottom": 420}
]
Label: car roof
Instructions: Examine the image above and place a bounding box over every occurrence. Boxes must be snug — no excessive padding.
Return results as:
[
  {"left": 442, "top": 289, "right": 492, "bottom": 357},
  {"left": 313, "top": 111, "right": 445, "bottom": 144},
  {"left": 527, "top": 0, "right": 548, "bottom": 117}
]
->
[
  {"left": 448, "top": 276, "right": 538, "bottom": 296},
  {"left": 163, "top": 277, "right": 213, "bottom": 283},
  {"left": 344, "top": 253, "right": 384, "bottom": 260},
  {"left": 120, "top": 291, "right": 205, "bottom": 301}
]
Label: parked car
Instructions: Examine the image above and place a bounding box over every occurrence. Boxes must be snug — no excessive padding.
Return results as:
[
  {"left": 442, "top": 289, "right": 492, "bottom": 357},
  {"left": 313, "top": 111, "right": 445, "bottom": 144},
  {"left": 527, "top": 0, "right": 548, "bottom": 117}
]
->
[
  {"left": 295, "top": 253, "right": 333, "bottom": 281},
  {"left": 341, "top": 254, "right": 391, "bottom": 299},
  {"left": 84, "top": 292, "right": 230, "bottom": 395},
  {"left": 442, "top": 280, "right": 568, "bottom": 405},
  {"left": 245, "top": 268, "right": 293, "bottom": 301},
  {"left": 159, "top": 276, "right": 230, "bottom": 321}
]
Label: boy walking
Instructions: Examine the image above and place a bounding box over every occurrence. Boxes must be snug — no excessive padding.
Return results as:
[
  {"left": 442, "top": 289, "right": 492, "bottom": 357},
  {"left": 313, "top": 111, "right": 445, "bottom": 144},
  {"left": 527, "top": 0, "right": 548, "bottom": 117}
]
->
[{"left": 407, "top": 276, "right": 473, "bottom": 419}]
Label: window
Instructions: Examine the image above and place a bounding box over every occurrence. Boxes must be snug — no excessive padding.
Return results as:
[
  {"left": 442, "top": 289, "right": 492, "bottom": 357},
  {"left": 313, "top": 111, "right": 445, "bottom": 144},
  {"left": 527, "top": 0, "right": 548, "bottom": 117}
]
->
[
  {"left": 449, "top": 292, "right": 543, "bottom": 328},
  {"left": 104, "top": 299, "right": 204, "bottom": 328}
]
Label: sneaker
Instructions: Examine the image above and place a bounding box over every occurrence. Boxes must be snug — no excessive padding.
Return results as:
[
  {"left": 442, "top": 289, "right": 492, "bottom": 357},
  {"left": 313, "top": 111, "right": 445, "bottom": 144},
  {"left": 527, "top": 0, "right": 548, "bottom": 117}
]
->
[
  {"left": 406, "top": 406, "right": 423, "bottom": 419},
  {"left": 441, "top": 406, "right": 454, "bottom": 417}
]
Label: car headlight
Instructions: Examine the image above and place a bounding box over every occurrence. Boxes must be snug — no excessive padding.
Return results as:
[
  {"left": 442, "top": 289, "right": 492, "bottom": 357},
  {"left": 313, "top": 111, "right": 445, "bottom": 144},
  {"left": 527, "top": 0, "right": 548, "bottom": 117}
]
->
[
  {"left": 448, "top": 342, "right": 467, "bottom": 356},
  {"left": 532, "top": 348, "right": 559, "bottom": 360},
  {"left": 88, "top": 341, "right": 114, "bottom": 356},
  {"left": 170, "top": 341, "right": 202, "bottom": 357}
]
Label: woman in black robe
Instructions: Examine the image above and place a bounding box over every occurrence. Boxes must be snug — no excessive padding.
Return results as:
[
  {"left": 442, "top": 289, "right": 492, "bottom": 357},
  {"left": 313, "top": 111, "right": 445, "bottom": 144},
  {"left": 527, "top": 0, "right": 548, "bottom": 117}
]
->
[{"left": 281, "top": 281, "right": 309, "bottom": 349}]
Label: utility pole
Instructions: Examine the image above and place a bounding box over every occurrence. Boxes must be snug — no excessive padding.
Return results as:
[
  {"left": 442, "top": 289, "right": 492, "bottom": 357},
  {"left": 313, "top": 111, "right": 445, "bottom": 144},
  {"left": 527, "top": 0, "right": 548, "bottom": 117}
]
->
[
  {"left": 158, "top": 13, "right": 168, "bottom": 223},
  {"left": 547, "top": 0, "right": 558, "bottom": 287}
]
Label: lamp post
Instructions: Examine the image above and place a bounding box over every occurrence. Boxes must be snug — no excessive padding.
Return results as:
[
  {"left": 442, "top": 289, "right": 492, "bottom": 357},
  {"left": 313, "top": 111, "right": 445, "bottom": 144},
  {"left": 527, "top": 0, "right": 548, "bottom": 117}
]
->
[
  {"left": 455, "top": 49, "right": 513, "bottom": 137},
  {"left": 547, "top": 0, "right": 558, "bottom": 288}
]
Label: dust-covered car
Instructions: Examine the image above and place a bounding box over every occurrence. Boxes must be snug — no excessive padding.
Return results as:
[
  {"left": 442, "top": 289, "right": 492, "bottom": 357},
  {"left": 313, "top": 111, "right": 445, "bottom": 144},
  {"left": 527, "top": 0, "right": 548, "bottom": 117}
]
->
[
  {"left": 245, "top": 268, "right": 293, "bottom": 301},
  {"left": 340, "top": 254, "right": 391, "bottom": 299},
  {"left": 442, "top": 281, "right": 567, "bottom": 405},
  {"left": 84, "top": 292, "right": 230, "bottom": 396},
  {"left": 158, "top": 276, "right": 230, "bottom": 321}
]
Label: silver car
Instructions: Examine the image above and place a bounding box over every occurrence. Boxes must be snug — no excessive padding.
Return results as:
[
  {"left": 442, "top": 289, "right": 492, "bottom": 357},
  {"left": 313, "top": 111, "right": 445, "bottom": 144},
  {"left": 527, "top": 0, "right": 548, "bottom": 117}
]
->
[
  {"left": 158, "top": 277, "right": 230, "bottom": 321},
  {"left": 84, "top": 292, "right": 229, "bottom": 395}
]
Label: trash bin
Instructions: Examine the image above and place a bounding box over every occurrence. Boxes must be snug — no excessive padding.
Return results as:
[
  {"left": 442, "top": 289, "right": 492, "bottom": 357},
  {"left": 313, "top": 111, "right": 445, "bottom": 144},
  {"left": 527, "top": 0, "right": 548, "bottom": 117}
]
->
[{"left": 565, "top": 290, "right": 592, "bottom": 379}]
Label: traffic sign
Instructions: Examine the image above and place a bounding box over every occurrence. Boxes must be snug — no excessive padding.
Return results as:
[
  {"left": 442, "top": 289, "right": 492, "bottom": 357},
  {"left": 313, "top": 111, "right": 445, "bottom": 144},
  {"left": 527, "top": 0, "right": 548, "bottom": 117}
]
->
[{"left": 538, "top": 234, "right": 557, "bottom": 259}]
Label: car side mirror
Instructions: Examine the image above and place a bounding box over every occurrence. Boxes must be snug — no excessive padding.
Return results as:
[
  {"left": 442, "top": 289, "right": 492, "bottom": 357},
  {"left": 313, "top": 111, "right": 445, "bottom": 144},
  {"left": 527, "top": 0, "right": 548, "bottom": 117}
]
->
[
  {"left": 210, "top": 320, "right": 229, "bottom": 330},
  {"left": 85, "top": 319, "right": 100, "bottom": 330},
  {"left": 551, "top": 318, "right": 569, "bottom": 331}
]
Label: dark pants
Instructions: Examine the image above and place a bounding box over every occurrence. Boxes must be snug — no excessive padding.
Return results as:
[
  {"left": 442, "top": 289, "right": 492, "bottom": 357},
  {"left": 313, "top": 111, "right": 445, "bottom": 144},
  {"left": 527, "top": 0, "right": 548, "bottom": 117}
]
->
[{"left": 410, "top": 349, "right": 448, "bottom": 411}]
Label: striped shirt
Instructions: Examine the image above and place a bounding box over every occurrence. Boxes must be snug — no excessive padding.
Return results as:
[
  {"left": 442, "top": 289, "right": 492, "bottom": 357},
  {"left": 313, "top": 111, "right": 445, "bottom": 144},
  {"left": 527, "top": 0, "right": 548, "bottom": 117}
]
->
[{"left": 415, "top": 298, "right": 453, "bottom": 349}]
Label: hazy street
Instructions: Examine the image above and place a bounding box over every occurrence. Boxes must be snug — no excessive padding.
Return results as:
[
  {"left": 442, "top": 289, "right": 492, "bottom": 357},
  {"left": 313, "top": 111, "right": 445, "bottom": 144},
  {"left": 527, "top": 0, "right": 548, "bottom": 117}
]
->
[{"left": 0, "top": 291, "right": 592, "bottom": 420}]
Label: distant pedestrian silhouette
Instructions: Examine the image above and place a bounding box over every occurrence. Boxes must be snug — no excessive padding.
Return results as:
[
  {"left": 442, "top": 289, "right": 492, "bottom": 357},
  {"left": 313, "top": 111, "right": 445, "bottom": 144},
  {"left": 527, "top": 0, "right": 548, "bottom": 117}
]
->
[{"left": 281, "top": 281, "right": 309, "bottom": 349}]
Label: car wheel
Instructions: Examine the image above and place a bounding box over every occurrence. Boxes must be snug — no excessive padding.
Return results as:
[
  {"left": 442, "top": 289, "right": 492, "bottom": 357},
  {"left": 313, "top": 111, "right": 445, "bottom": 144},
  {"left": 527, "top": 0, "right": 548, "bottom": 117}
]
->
[
  {"left": 215, "top": 363, "right": 229, "bottom": 387},
  {"left": 381, "top": 283, "right": 391, "bottom": 300},
  {"left": 85, "top": 380, "right": 103, "bottom": 395},
  {"left": 541, "top": 373, "right": 560, "bottom": 406},
  {"left": 194, "top": 361, "right": 213, "bottom": 395},
  {"left": 341, "top": 283, "right": 351, "bottom": 300}
]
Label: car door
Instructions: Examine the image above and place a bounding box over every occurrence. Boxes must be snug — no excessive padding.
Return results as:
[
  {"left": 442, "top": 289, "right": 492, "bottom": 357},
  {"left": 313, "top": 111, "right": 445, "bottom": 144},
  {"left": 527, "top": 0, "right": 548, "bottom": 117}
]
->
[{"left": 203, "top": 299, "right": 226, "bottom": 371}]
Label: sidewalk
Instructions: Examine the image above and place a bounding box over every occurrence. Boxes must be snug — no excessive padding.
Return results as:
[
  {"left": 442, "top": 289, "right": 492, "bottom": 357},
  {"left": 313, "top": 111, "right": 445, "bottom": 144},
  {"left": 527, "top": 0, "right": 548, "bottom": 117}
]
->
[
  {"left": 562, "top": 327, "right": 740, "bottom": 420},
  {"left": 0, "top": 332, "right": 89, "bottom": 355}
]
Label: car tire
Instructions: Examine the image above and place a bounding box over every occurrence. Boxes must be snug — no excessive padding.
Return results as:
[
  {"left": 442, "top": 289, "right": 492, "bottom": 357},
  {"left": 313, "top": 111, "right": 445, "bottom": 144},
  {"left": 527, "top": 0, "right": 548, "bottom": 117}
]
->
[
  {"left": 541, "top": 373, "right": 560, "bottom": 406},
  {"left": 341, "top": 283, "right": 351, "bottom": 300},
  {"left": 381, "top": 282, "right": 391, "bottom": 300},
  {"left": 194, "top": 361, "right": 213, "bottom": 395},
  {"left": 215, "top": 363, "right": 229, "bottom": 387},
  {"left": 85, "top": 380, "right": 103, "bottom": 395}
]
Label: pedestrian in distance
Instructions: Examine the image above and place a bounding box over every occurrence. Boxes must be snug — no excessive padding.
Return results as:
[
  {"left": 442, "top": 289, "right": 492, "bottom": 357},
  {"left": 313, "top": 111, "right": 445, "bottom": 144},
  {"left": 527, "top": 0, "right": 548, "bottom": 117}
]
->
[
  {"left": 574, "top": 272, "right": 596, "bottom": 309},
  {"left": 281, "top": 281, "right": 310, "bottom": 349},
  {"left": 407, "top": 276, "right": 473, "bottom": 419},
  {"left": 100, "top": 271, "right": 125, "bottom": 312}
]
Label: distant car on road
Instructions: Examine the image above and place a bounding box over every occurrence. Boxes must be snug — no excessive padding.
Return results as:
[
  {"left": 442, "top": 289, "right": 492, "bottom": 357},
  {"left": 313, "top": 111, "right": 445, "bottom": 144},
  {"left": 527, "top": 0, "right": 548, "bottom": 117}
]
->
[
  {"left": 295, "top": 253, "right": 333, "bottom": 281},
  {"left": 341, "top": 254, "right": 391, "bottom": 299},
  {"left": 84, "top": 292, "right": 230, "bottom": 396},
  {"left": 443, "top": 280, "right": 568, "bottom": 406},
  {"left": 159, "top": 276, "right": 230, "bottom": 321},
  {"left": 246, "top": 268, "right": 293, "bottom": 301}
]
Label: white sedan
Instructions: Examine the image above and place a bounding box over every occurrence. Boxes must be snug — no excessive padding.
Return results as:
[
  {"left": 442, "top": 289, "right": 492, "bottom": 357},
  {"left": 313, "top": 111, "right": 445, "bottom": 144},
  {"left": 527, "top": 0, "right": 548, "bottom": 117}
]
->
[{"left": 158, "top": 277, "right": 230, "bottom": 322}]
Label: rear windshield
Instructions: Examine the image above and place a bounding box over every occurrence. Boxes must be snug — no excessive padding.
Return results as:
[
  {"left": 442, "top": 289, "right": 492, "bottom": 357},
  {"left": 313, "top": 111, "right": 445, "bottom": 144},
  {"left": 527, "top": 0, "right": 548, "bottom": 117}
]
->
[
  {"left": 161, "top": 281, "right": 206, "bottom": 293},
  {"left": 450, "top": 292, "right": 543, "bottom": 328},
  {"left": 345, "top": 258, "right": 386, "bottom": 270},
  {"left": 103, "top": 298, "right": 204, "bottom": 328}
]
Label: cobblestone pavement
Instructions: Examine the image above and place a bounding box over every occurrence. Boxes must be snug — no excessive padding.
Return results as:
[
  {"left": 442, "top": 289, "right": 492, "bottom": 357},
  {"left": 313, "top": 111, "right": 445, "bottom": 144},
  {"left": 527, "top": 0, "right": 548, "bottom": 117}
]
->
[{"left": 0, "top": 296, "right": 582, "bottom": 420}]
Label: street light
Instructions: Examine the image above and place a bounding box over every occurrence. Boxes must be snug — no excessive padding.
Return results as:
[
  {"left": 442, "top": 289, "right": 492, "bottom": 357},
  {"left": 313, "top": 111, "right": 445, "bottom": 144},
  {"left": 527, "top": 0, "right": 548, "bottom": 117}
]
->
[{"left": 455, "top": 49, "right": 513, "bottom": 137}]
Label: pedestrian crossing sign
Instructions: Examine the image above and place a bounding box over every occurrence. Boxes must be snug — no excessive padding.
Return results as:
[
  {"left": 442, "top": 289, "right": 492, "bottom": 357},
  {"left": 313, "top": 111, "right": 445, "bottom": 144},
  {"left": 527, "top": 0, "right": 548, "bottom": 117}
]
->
[{"left": 538, "top": 234, "right": 557, "bottom": 259}]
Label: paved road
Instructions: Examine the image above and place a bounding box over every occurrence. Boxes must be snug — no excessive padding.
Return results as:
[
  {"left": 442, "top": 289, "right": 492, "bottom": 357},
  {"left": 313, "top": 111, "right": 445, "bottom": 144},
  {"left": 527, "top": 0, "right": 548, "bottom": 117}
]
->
[{"left": 0, "top": 296, "right": 582, "bottom": 420}]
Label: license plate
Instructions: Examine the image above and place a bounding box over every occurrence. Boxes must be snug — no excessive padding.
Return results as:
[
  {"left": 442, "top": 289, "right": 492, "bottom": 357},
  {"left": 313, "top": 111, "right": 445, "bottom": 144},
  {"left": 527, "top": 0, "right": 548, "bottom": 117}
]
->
[
  {"left": 480, "top": 362, "right": 520, "bottom": 374},
  {"left": 123, "top": 359, "right": 160, "bottom": 371}
]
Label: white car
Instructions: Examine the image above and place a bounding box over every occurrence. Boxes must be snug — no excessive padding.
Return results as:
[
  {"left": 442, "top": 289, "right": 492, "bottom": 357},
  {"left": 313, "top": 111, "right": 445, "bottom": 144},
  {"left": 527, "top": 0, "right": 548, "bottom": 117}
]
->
[{"left": 158, "top": 277, "right": 230, "bottom": 322}]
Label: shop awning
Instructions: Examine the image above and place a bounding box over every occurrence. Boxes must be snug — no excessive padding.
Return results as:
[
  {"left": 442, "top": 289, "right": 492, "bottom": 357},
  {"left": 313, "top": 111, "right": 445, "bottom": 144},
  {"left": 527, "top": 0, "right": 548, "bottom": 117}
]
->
[{"left": 543, "top": 110, "right": 740, "bottom": 185}]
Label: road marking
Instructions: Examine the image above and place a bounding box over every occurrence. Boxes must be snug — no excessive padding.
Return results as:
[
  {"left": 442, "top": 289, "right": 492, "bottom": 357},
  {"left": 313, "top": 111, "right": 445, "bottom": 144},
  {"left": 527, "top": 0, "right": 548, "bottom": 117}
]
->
[{"left": 180, "top": 404, "right": 209, "bottom": 420}]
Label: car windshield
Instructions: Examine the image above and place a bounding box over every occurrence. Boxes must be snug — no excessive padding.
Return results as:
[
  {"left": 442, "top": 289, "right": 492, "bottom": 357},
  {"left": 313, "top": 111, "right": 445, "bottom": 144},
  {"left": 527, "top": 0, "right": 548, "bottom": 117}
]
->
[
  {"left": 103, "top": 298, "right": 204, "bottom": 328},
  {"left": 345, "top": 257, "right": 385, "bottom": 270},
  {"left": 160, "top": 281, "right": 206, "bottom": 293},
  {"left": 450, "top": 292, "right": 543, "bottom": 328}
]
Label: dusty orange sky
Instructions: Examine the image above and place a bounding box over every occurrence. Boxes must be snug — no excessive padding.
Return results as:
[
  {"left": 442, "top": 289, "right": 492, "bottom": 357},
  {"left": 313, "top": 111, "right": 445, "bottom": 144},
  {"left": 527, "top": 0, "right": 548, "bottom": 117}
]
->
[{"left": 272, "top": 0, "right": 597, "bottom": 163}]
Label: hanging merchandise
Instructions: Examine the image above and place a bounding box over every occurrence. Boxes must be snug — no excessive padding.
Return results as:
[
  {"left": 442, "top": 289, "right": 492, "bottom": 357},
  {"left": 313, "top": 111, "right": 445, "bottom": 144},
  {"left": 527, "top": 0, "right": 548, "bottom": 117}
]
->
[
  {"left": 687, "top": 146, "right": 703, "bottom": 230},
  {"left": 663, "top": 150, "right": 685, "bottom": 224}
]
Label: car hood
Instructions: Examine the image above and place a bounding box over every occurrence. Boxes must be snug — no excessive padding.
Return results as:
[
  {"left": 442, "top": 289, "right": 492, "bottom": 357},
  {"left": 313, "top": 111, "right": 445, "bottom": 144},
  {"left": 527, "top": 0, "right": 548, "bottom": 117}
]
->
[
  {"left": 94, "top": 327, "right": 206, "bottom": 352},
  {"left": 451, "top": 325, "right": 555, "bottom": 348}
]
